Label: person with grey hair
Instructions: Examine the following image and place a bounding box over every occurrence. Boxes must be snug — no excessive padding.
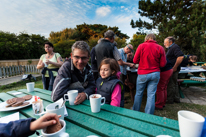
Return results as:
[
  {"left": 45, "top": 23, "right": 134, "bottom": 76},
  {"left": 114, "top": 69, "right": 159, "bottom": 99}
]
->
[
  {"left": 95, "top": 30, "right": 135, "bottom": 74},
  {"left": 51, "top": 41, "right": 96, "bottom": 103},
  {"left": 164, "top": 36, "right": 184, "bottom": 104},
  {"left": 132, "top": 33, "right": 167, "bottom": 114}
]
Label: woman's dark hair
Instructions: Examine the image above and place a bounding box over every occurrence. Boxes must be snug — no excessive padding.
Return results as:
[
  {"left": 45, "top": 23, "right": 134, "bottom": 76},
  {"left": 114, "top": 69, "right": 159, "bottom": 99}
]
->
[
  {"left": 98, "top": 58, "right": 120, "bottom": 76},
  {"left": 44, "top": 41, "right": 54, "bottom": 48}
]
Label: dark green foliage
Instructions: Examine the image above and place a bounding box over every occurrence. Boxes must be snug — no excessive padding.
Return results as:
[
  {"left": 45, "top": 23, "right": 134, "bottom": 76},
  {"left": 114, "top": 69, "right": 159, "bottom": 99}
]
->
[
  {"left": 48, "top": 23, "right": 128, "bottom": 57},
  {"left": 0, "top": 31, "right": 47, "bottom": 60},
  {"left": 131, "top": 0, "right": 206, "bottom": 61}
]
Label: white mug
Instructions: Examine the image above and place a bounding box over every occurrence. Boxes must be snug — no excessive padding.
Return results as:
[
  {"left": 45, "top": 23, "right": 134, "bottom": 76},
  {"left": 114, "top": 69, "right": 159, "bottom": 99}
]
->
[
  {"left": 89, "top": 94, "right": 105, "bottom": 113},
  {"left": 178, "top": 110, "right": 205, "bottom": 137},
  {"left": 41, "top": 119, "right": 69, "bottom": 137},
  {"left": 26, "top": 82, "right": 35, "bottom": 92},
  {"left": 40, "top": 102, "right": 65, "bottom": 120},
  {"left": 64, "top": 90, "right": 78, "bottom": 105}
]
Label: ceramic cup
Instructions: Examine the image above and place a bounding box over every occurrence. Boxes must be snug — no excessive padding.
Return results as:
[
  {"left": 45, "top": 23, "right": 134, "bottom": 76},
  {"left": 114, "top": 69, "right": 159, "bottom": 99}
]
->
[
  {"left": 178, "top": 110, "right": 205, "bottom": 137},
  {"left": 89, "top": 94, "right": 105, "bottom": 113},
  {"left": 41, "top": 119, "right": 69, "bottom": 137},
  {"left": 64, "top": 90, "right": 78, "bottom": 105},
  {"left": 40, "top": 102, "right": 65, "bottom": 120},
  {"left": 26, "top": 82, "right": 35, "bottom": 92}
]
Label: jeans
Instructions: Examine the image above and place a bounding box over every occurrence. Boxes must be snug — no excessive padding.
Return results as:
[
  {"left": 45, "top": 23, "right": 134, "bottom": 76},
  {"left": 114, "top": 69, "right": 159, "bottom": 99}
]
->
[{"left": 133, "top": 72, "right": 160, "bottom": 114}]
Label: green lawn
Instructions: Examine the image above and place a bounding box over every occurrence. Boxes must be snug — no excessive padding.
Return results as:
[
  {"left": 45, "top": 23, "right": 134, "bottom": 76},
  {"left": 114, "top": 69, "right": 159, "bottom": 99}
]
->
[{"left": 1, "top": 79, "right": 206, "bottom": 120}]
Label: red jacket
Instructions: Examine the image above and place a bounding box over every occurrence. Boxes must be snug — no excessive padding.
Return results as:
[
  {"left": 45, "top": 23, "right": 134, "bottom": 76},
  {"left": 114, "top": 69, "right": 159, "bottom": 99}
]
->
[{"left": 133, "top": 40, "right": 166, "bottom": 75}]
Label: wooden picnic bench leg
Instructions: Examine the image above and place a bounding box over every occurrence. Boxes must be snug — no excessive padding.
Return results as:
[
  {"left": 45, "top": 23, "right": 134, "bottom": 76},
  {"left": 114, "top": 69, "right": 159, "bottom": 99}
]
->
[{"left": 177, "top": 80, "right": 185, "bottom": 98}]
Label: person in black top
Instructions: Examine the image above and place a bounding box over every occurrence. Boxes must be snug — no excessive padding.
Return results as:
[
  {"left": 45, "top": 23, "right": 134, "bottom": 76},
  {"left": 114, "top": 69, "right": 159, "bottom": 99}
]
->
[
  {"left": 180, "top": 55, "right": 197, "bottom": 67},
  {"left": 164, "top": 36, "right": 184, "bottom": 104}
]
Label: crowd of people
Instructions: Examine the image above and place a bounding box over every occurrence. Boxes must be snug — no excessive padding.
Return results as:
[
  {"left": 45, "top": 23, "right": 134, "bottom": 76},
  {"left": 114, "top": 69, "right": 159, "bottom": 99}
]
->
[
  {"left": 39, "top": 30, "right": 198, "bottom": 115},
  {"left": 1, "top": 30, "right": 198, "bottom": 137}
]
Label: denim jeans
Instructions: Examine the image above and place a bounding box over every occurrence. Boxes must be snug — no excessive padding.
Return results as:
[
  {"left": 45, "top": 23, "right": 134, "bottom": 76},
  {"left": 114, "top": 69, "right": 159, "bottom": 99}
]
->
[{"left": 133, "top": 72, "right": 160, "bottom": 114}]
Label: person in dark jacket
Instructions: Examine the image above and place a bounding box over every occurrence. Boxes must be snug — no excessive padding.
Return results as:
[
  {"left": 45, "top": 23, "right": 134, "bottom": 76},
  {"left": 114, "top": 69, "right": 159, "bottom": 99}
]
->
[
  {"left": 164, "top": 36, "right": 184, "bottom": 104},
  {"left": 51, "top": 41, "right": 96, "bottom": 104},
  {"left": 0, "top": 113, "right": 60, "bottom": 137},
  {"left": 180, "top": 55, "right": 197, "bottom": 67}
]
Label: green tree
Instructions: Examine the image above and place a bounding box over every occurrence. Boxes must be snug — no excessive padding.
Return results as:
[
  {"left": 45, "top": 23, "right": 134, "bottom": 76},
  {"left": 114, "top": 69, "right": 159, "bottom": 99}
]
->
[
  {"left": 129, "top": 34, "right": 146, "bottom": 52},
  {"left": 131, "top": 0, "right": 206, "bottom": 61}
]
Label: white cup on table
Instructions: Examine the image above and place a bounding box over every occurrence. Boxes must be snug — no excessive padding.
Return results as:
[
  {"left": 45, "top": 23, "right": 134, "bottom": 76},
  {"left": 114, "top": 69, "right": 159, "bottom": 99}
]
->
[
  {"left": 178, "top": 110, "right": 205, "bottom": 137},
  {"left": 41, "top": 119, "right": 69, "bottom": 137},
  {"left": 64, "top": 90, "right": 78, "bottom": 105},
  {"left": 89, "top": 94, "right": 105, "bottom": 113},
  {"left": 40, "top": 102, "right": 65, "bottom": 120},
  {"left": 26, "top": 82, "right": 35, "bottom": 92}
]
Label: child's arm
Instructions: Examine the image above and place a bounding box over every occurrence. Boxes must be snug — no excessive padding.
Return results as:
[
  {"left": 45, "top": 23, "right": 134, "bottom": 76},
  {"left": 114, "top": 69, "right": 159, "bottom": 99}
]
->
[{"left": 110, "top": 83, "right": 121, "bottom": 107}]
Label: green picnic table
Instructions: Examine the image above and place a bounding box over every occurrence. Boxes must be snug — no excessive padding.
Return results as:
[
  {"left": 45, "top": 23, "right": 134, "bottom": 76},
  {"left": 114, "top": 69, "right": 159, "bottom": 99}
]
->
[{"left": 0, "top": 88, "right": 180, "bottom": 137}]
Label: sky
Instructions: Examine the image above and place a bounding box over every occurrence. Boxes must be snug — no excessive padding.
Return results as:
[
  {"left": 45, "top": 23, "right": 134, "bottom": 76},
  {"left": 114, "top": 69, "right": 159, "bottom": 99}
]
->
[{"left": 0, "top": 0, "right": 152, "bottom": 42}]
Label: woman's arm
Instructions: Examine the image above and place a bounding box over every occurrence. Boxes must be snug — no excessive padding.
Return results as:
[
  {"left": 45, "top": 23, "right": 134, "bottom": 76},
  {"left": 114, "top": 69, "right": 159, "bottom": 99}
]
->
[
  {"left": 110, "top": 83, "right": 121, "bottom": 107},
  {"left": 36, "top": 58, "right": 44, "bottom": 69},
  {"left": 45, "top": 56, "right": 63, "bottom": 68}
]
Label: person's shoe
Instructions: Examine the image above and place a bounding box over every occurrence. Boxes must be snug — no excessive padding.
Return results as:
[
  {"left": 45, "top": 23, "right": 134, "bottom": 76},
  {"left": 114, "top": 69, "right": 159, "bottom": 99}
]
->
[
  {"left": 166, "top": 100, "right": 174, "bottom": 104},
  {"left": 155, "top": 107, "right": 163, "bottom": 110},
  {"left": 174, "top": 100, "right": 180, "bottom": 103}
]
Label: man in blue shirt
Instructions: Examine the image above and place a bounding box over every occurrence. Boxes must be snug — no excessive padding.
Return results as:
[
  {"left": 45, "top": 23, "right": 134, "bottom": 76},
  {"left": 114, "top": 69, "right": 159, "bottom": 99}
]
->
[{"left": 118, "top": 44, "right": 135, "bottom": 86}]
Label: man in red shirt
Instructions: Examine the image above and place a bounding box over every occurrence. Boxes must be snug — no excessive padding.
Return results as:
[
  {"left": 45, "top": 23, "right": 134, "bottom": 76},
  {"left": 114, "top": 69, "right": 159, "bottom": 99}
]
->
[{"left": 132, "top": 34, "right": 166, "bottom": 114}]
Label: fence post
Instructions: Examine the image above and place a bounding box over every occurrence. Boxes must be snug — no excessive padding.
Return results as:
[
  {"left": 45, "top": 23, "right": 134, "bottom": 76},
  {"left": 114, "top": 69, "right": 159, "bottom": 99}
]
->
[
  {"left": 0, "top": 67, "right": 2, "bottom": 79},
  {"left": 6, "top": 66, "right": 9, "bottom": 77},
  {"left": 9, "top": 66, "right": 12, "bottom": 76},
  {"left": 17, "top": 66, "right": 20, "bottom": 75},
  {"left": 12, "top": 65, "right": 15, "bottom": 76},
  {"left": 3, "top": 66, "right": 6, "bottom": 78}
]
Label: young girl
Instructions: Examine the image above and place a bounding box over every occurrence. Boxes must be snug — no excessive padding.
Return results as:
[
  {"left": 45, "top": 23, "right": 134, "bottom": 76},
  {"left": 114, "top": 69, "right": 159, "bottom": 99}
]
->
[{"left": 96, "top": 58, "right": 124, "bottom": 107}]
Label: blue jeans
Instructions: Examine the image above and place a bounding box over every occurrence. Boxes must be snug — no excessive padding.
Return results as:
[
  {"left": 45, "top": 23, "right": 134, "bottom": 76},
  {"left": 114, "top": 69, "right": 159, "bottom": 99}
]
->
[{"left": 133, "top": 72, "right": 160, "bottom": 114}]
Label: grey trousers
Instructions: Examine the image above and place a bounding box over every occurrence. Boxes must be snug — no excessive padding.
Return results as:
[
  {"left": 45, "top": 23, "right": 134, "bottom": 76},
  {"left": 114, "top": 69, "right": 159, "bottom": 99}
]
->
[{"left": 167, "top": 71, "right": 180, "bottom": 102}]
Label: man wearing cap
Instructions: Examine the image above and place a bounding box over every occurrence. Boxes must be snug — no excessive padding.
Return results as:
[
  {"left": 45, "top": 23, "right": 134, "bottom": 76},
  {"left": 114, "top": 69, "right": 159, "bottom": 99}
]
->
[
  {"left": 95, "top": 30, "right": 135, "bottom": 70},
  {"left": 118, "top": 44, "right": 135, "bottom": 85}
]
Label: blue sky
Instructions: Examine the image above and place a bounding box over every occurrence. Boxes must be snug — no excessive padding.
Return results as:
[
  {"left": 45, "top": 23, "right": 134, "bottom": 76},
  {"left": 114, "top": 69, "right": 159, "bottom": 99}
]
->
[{"left": 0, "top": 0, "right": 152, "bottom": 42}]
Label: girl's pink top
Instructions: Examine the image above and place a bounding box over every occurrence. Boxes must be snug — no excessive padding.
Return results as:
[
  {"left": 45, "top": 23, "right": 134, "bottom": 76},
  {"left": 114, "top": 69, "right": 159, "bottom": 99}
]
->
[{"left": 110, "top": 83, "right": 121, "bottom": 107}]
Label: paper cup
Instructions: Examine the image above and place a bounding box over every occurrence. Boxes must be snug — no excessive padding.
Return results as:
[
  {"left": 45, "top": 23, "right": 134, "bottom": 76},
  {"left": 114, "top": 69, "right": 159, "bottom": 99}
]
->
[
  {"left": 26, "top": 82, "right": 35, "bottom": 92},
  {"left": 178, "top": 110, "right": 205, "bottom": 137}
]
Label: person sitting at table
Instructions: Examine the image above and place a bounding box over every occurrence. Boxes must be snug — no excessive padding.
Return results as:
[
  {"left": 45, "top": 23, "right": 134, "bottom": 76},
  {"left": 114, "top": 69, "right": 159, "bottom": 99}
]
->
[
  {"left": 51, "top": 41, "right": 96, "bottom": 104},
  {"left": 0, "top": 113, "right": 60, "bottom": 137},
  {"left": 96, "top": 58, "right": 124, "bottom": 107},
  {"left": 37, "top": 41, "right": 63, "bottom": 91},
  {"left": 180, "top": 55, "right": 197, "bottom": 67}
]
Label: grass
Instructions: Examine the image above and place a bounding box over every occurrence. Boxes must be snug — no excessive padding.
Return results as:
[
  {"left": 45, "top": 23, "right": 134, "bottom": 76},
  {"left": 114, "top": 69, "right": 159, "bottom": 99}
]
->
[
  {"left": 1, "top": 79, "right": 206, "bottom": 121},
  {"left": 124, "top": 90, "right": 206, "bottom": 120}
]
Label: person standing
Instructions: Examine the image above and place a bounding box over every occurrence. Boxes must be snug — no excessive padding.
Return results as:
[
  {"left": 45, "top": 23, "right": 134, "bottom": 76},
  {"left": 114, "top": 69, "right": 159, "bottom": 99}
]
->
[
  {"left": 37, "top": 42, "right": 63, "bottom": 91},
  {"left": 118, "top": 44, "right": 135, "bottom": 85},
  {"left": 132, "top": 34, "right": 166, "bottom": 114},
  {"left": 155, "top": 58, "right": 173, "bottom": 110},
  {"left": 164, "top": 37, "right": 184, "bottom": 104}
]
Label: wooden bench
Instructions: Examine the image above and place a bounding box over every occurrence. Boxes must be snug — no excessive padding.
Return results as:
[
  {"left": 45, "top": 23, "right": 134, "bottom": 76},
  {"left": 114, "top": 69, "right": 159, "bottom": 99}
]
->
[{"left": 0, "top": 88, "right": 180, "bottom": 137}]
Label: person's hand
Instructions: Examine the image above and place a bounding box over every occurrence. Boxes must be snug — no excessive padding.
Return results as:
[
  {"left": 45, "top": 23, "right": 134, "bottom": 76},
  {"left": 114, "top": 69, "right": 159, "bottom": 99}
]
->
[
  {"left": 173, "top": 67, "right": 177, "bottom": 72},
  {"left": 74, "top": 92, "right": 87, "bottom": 105},
  {"left": 45, "top": 59, "right": 52, "bottom": 65},
  {"left": 30, "top": 113, "right": 61, "bottom": 131},
  {"left": 129, "top": 63, "right": 135, "bottom": 68}
]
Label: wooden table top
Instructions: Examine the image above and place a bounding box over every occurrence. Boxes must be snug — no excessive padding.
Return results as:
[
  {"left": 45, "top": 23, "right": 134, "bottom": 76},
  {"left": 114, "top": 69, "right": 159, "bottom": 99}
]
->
[{"left": 0, "top": 88, "right": 180, "bottom": 137}]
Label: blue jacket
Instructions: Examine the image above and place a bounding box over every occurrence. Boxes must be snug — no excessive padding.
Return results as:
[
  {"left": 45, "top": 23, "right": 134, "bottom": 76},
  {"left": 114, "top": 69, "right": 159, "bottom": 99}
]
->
[{"left": 0, "top": 118, "right": 36, "bottom": 137}]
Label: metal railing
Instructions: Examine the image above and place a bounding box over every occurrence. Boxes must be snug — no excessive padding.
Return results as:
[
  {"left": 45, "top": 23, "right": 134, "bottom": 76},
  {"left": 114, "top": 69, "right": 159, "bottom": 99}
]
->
[{"left": 0, "top": 65, "right": 41, "bottom": 79}]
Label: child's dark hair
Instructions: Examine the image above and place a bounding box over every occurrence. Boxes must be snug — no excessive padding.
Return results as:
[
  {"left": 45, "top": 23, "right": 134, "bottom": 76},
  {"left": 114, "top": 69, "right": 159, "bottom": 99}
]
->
[{"left": 98, "top": 58, "right": 120, "bottom": 76}]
